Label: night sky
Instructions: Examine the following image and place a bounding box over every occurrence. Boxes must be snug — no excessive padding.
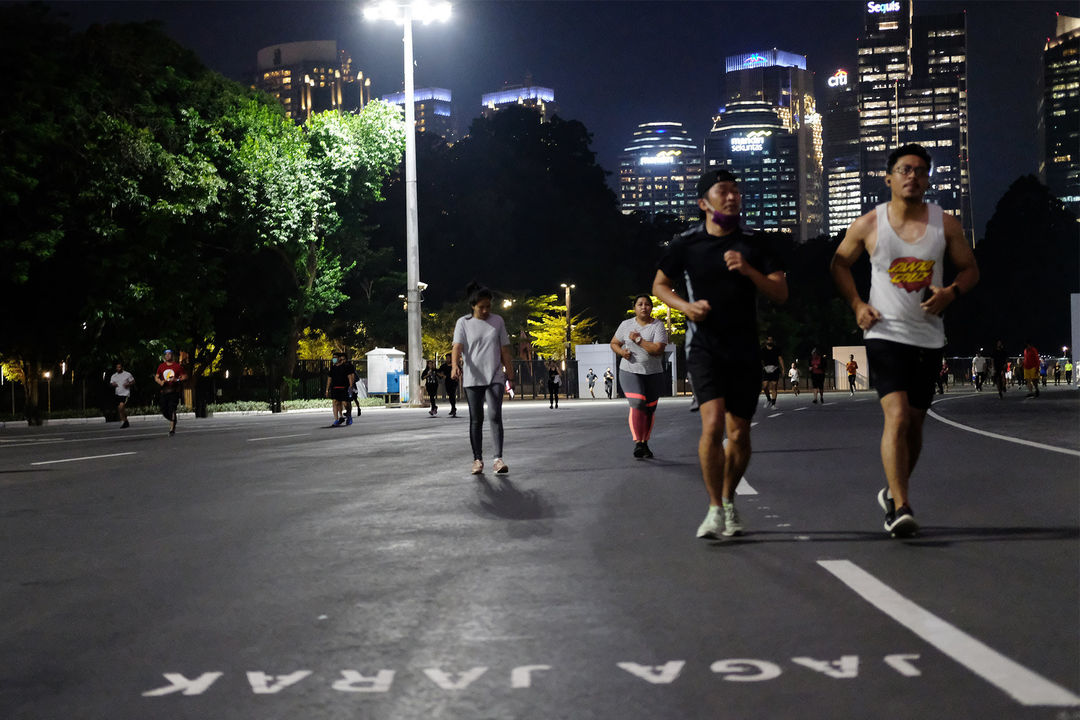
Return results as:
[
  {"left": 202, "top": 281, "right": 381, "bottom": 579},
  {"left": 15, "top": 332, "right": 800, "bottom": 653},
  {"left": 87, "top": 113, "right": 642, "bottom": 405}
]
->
[{"left": 45, "top": 0, "right": 1072, "bottom": 237}]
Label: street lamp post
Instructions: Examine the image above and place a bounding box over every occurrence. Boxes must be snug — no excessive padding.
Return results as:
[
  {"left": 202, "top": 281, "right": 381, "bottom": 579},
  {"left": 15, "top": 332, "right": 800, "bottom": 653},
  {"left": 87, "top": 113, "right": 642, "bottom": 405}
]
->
[
  {"left": 560, "top": 283, "right": 575, "bottom": 362},
  {"left": 364, "top": 0, "right": 450, "bottom": 407}
]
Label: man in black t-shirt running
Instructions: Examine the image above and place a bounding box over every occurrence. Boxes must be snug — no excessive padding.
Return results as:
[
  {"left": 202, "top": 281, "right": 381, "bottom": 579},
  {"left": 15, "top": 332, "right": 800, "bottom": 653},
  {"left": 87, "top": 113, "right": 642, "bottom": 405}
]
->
[
  {"left": 653, "top": 170, "right": 788, "bottom": 539},
  {"left": 760, "top": 336, "right": 784, "bottom": 408},
  {"left": 325, "top": 351, "right": 356, "bottom": 427}
]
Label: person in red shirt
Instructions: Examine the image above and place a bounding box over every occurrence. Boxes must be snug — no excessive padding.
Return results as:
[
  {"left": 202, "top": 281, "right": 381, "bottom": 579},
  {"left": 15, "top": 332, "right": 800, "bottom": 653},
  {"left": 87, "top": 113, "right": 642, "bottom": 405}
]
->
[
  {"left": 1022, "top": 342, "right": 1040, "bottom": 398},
  {"left": 154, "top": 349, "right": 188, "bottom": 435}
]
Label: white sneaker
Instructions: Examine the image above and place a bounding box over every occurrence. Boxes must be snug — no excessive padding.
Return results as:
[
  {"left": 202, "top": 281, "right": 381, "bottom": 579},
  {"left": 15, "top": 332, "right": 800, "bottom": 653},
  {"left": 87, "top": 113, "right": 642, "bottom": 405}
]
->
[
  {"left": 493, "top": 458, "right": 509, "bottom": 474},
  {"left": 696, "top": 506, "right": 723, "bottom": 539},
  {"left": 722, "top": 502, "right": 743, "bottom": 537},
  {"left": 471, "top": 459, "right": 483, "bottom": 475}
]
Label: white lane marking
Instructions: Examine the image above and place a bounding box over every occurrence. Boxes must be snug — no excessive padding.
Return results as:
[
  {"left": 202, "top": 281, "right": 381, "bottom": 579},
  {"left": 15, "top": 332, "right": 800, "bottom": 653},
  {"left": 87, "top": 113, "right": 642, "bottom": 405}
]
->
[
  {"left": 1, "top": 439, "right": 70, "bottom": 448},
  {"left": 768, "top": 413, "right": 782, "bottom": 418},
  {"left": 3, "top": 422, "right": 268, "bottom": 449},
  {"left": 819, "top": 560, "right": 1080, "bottom": 707},
  {"left": 793, "top": 407, "right": 808, "bottom": 412},
  {"left": 736, "top": 478, "right": 757, "bottom": 496},
  {"left": 927, "top": 409, "right": 1080, "bottom": 458},
  {"left": 31, "top": 451, "right": 137, "bottom": 466},
  {"left": 247, "top": 433, "right": 311, "bottom": 442}
]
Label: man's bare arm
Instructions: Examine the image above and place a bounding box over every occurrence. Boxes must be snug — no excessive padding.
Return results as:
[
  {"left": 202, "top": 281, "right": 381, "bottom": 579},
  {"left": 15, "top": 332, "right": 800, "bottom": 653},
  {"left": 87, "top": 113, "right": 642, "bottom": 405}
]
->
[
  {"left": 921, "top": 213, "right": 979, "bottom": 315},
  {"left": 652, "top": 269, "right": 711, "bottom": 323},
  {"left": 831, "top": 212, "right": 881, "bottom": 330}
]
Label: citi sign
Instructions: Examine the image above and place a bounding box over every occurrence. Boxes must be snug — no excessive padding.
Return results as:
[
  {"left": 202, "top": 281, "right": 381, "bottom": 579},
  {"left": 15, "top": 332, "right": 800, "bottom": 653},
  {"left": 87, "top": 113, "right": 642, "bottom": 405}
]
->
[
  {"left": 867, "top": 1, "right": 900, "bottom": 13},
  {"left": 828, "top": 70, "right": 849, "bottom": 88}
]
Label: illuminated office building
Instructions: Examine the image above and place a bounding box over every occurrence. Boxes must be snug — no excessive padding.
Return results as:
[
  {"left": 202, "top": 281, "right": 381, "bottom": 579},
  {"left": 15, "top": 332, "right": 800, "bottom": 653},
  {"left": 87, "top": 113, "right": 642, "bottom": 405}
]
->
[
  {"left": 254, "top": 41, "right": 369, "bottom": 122},
  {"left": 1040, "top": 14, "right": 1080, "bottom": 214},
  {"left": 703, "top": 102, "right": 800, "bottom": 232},
  {"left": 618, "top": 122, "right": 703, "bottom": 221},
  {"left": 481, "top": 78, "right": 558, "bottom": 122},
  {"left": 381, "top": 88, "right": 455, "bottom": 142},
  {"left": 857, "top": 0, "right": 972, "bottom": 241},
  {"left": 823, "top": 68, "right": 862, "bottom": 236},
  {"left": 704, "top": 50, "right": 822, "bottom": 240}
]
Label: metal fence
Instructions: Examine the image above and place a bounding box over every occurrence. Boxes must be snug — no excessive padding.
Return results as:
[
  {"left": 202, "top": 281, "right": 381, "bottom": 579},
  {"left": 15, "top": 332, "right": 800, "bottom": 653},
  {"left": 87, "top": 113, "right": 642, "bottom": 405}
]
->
[{"left": 7, "top": 354, "right": 1064, "bottom": 420}]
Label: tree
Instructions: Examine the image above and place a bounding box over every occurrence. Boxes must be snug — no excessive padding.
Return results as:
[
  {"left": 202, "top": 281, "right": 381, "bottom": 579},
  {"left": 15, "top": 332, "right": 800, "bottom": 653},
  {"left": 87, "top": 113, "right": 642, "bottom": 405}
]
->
[
  {"left": 226, "top": 100, "right": 406, "bottom": 378},
  {"left": 524, "top": 294, "right": 597, "bottom": 359},
  {"left": 948, "top": 175, "right": 1079, "bottom": 352},
  {"left": 0, "top": 10, "right": 249, "bottom": 422}
]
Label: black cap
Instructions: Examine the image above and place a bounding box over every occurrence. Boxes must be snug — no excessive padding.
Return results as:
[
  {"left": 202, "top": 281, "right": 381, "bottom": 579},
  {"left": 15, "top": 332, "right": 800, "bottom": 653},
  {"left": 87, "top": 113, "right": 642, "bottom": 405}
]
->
[{"left": 696, "top": 169, "right": 738, "bottom": 198}]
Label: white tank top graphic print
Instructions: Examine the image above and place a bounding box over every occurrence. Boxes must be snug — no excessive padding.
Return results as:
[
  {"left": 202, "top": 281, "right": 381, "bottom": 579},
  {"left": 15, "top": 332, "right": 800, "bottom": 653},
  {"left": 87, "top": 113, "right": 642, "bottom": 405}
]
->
[{"left": 864, "top": 202, "right": 946, "bottom": 348}]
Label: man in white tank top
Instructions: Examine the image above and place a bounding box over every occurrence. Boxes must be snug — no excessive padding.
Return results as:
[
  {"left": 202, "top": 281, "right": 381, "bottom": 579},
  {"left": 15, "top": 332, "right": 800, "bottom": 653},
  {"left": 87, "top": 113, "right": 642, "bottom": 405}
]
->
[{"left": 831, "top": 144, "right": 979, "bottom": 538}]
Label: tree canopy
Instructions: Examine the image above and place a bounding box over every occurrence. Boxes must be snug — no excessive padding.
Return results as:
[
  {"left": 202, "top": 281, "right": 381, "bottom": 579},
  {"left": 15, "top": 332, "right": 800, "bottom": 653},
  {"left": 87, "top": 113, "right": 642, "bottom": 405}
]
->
[{"left": 0, "top": 6, "right": 404, "bottom": 422}]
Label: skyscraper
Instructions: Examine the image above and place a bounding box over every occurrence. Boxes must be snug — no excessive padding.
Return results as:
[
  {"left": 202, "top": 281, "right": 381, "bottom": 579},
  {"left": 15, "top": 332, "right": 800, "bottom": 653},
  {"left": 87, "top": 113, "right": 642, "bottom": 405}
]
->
[
  {"left": 481, "top": 78, "right": 558, "bottom": 122},
  {"left": 381, "top": 88, "right": 455, "bottom": 142},
  {"left": 254, "top": 41, "right": 369, "bottom": 122},
  {"left": 857, "top": 0, "right": 972, "bottom": 241},
  {"left": 706, "top": 49, "right": 824, "bottom": 241},
  {"left": 1040, "top": 14, "right": 1080, "bottom": 214},
  {"left": 618, "top": 122, "right": 703, "bottom": 221},
  {"left": 823, "top": 68, "right": 862, "bottom": 237},
  {"left": 703, "top": 102, "right": 800, "bottom": 232}
]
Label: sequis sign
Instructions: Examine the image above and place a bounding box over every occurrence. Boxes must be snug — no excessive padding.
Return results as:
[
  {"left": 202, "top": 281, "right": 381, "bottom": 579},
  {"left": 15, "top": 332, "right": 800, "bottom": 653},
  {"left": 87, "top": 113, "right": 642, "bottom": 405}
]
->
[{"left": 867, "top": 1, "right": 901, "bottom": 13}]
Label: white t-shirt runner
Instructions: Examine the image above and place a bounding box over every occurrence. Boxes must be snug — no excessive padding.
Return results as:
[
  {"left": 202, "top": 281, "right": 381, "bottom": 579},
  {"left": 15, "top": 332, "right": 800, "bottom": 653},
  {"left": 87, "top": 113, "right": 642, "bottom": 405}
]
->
[
  {"left": 864, "top": 202, "right": 946, "bottom": 349},
  {"left": 110, "top": 370, "right": 134, "bottom": 398},
  {"left": 614, "top": 317, "right": 668, "bottom": 375},
  {"left": 452, "top": 313, "right": 511, "bottom": 388}
]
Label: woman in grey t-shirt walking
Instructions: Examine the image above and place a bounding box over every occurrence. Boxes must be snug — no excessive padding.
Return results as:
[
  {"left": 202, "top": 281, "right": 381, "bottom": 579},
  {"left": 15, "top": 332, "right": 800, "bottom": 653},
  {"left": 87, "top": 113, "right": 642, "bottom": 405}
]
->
[
  {"left": 610, "top": 294, "right": 669, "bottom": 458},
  {"left": 451, "top": 283, "right": 516, "bottom": 475}
]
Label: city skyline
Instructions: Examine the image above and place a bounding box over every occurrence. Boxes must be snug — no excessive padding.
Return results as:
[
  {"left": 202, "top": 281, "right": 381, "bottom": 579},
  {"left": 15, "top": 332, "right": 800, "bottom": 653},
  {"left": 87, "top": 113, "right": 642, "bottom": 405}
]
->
[{"left": 47, "top": 0, "right": 1073, "bottom": 238}]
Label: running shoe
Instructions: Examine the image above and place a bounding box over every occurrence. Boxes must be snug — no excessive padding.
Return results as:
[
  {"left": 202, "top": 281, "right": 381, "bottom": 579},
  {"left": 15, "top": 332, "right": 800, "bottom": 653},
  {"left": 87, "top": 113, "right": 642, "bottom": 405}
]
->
[
  {"left": 886, "top": 505, "right": 919, "bottom": 538},
  {"left": 332, "top": 417, "right": 344, "bottom": 426},
  {"left": 877, "top": 487, "right": 895, "bottom": 520},
  {"left": 633, "top": 442, "right": 646, "bottom": 459},
  {"left": 493, "top": 458, "right": 509, "bottom": 474},
  {"left": 471, "top": 459, "right": 484, "bottom": 475},
  {"left": 696, "top": 506, "right": 723, "bottom": 539},
  {"left": 722, "top": 502, "right": 743, "bottom": 537},
  {"left": 641, "top": 442, "right": 653, "bottom": 459},
  {"left": 346, "top": 417, "right": 353, "bottom": 426},
  {"left": 121, "top": 420, "right": 129, "bottom": 428}
]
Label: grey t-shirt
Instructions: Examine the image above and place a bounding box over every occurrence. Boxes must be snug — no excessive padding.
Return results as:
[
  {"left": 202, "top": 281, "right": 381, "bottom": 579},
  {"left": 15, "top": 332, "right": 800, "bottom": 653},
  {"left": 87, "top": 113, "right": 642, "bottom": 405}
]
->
[
  {"left": 453, "top": 313, "right": 511, "bottom": 387},
  {"left": 614, "top": 317, "right": 668, "bottom": 375},
  {"left": 110, "top": 370, "right": 134, "bottom": 398}
]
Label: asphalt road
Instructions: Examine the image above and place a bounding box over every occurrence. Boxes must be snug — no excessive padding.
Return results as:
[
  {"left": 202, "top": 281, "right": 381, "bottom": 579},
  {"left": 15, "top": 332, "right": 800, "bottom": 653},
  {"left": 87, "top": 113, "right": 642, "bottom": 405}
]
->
[{"left": 2, "top": 384, "right": 1078, "bottom": 720}]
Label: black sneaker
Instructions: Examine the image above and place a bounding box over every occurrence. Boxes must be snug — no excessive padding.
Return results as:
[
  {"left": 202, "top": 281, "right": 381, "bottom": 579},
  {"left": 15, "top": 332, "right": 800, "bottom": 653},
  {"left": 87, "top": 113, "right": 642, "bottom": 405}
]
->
[
  {"left": 877, "top": 487, "right": 895, "bottom": 524},
  {"left": 886, "top": 505, "right": 919, "bottom": 538},
  {"left": 641, "top": 442, "right": 653, "bottom": 459},
  {"left": 121, "top": 420, "right": 129, "bottom": 428},
  {"left": 633, "top": 442, "right": 646, "bottom": 459}
]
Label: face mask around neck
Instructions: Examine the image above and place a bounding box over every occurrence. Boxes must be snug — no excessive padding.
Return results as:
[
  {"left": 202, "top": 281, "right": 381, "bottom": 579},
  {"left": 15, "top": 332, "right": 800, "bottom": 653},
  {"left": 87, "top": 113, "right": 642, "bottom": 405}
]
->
[{"left": 704, "top": 202, "right": 740, "bottom": 231}]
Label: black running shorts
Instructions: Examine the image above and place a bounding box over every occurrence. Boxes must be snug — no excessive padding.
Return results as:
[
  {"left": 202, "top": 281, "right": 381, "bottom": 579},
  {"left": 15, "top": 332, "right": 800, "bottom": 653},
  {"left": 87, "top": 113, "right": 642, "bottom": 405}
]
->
[
  {"left": 685, "top": 339, "right": 760, "bottom": 420},
  {"left": 865, "top": 339, "right": 942, "bottom": 410}
]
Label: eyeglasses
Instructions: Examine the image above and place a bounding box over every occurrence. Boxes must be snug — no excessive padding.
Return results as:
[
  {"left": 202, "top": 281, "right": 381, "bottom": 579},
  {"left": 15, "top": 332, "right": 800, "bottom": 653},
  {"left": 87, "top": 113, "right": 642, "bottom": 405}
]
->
[{"left": 893, "top": 165, "right": 930, "bottom": 178}]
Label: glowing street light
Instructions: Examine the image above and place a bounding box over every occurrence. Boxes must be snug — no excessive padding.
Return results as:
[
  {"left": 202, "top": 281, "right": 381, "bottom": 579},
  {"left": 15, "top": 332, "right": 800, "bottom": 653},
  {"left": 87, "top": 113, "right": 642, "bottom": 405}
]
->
[
  {"left": 560, "top": 283, "right": 575, "bottom": 361},
  {"left": 364, "top": 0, "right": 451, "bottom": 406}
]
